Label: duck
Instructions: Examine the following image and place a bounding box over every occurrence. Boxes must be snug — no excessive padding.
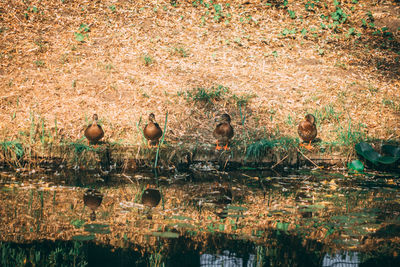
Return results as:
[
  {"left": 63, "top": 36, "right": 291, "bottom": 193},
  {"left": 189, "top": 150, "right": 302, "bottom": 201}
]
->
[
  {"left": 213, "top": 113, "right": 234, "bottom": 150},
  {"left": 84, "top": 114, "right": 104, "bottom": 145},
  {"left": 83, "top": 188, "right": 103, "bottom": 221},
  {"left": 298, "top": 114, "right": 317, "bottom": 150},
  {"left": 143, "top": 113, "right": 163, "bottom": 148},
  {"left": 141, "top": 186, "right": 161, "bottom": 208}
]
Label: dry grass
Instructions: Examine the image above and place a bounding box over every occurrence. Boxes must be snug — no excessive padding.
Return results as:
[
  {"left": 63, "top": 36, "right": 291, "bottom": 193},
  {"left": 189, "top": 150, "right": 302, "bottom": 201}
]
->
[{"left": 0, "top": 0, "right": 399, "bottom": 158}]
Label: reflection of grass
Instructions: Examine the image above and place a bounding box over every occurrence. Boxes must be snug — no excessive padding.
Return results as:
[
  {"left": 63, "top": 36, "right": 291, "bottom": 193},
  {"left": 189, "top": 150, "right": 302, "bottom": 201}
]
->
[{"left": 0, "top": 241, "right": 88, "bottom": 266}]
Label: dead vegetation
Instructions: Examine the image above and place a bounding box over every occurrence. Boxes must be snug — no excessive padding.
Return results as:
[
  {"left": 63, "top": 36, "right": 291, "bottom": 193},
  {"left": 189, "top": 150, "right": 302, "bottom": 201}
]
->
[{"left": 0, "top": 0, "right": 399, "bottom": 164}]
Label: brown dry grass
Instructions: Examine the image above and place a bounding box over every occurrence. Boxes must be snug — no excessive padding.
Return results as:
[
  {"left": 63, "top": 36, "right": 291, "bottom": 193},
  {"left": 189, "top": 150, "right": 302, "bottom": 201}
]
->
[{"left": 0, "top": 0, "right": 399, "bottom": 155}]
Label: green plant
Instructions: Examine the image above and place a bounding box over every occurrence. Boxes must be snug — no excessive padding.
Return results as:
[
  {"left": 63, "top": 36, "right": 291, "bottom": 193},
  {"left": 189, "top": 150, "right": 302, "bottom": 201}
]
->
[
  {"left": 311, "top": 104, "right": 341, "bottom": 126},
  {"left": 184, "top": 85, "right": 229, "bottom": 104},
  {"left": 213, "top": 4, "right": 222, "bottom": 22},
  {"left": 372, "top": 27, "right": 394, "bottom": 41},
  {"left": 286, "top": 114, "right": 294, "bottom": 126},
  {"left": 355, "top": 142, "right": 400, "bottom": 166},
  {"left": 329, "top": 2, "right": 348, "bottom": 31},
  {"left": 154, "top": 112, "right": 168, "bottom": 169},
  {"left": 281, "top": 28, "right": 297, "bottom": 37},
  {"left": 143, "top": 55, "right": 153, "bottom": 66},
  {"left": 382, "top": 99, "right": 400, "bottom": 112},
  {"left": 0, "top": 140, "right": 24, "bottom": 158},
  {"left": 288, "top": 10, "right": 296, "bottom": 19},
  {"left": 337, "top": 119, "right": 366, "bottom": 147},
  {"left": 316, "top": 46, "right": 325, "bottom": 56},
  {"left": 109, "top": 5, "right": 116, "bottom": 13},
  {"left": 232, "top": 93, "right": 256, "bottom": 107},
  {"left": 246, "top": 137, "right": 298, "bottom": 159},
  {"left": 305, "top": 0, "right": 320, "bottom": 11},
  {"left": 34, "top": 60, "right": 44, "bottom": 67},
  {"left": 172, "top": 47, "right": 189, "bottom": 57},
  {"left": 74, "top": 24, "right": 90, "bottom": 43}
]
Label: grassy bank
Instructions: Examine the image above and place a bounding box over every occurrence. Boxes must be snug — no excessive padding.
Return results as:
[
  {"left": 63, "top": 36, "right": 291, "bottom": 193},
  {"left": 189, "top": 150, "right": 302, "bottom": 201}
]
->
[{"left": 0, "top": 0, "right": 399, "bottom": 167}]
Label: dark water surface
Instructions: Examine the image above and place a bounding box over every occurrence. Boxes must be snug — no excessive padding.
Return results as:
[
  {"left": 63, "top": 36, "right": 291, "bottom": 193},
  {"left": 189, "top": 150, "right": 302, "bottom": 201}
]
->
[{"left": 0, "top": 163, "right": 399, "bottom": 266}]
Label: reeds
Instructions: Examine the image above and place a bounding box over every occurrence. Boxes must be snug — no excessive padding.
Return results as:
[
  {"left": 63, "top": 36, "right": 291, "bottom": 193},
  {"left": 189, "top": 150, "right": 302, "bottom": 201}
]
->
[{"left": 154, "top": 112, "right": 168, "bottom": 169}]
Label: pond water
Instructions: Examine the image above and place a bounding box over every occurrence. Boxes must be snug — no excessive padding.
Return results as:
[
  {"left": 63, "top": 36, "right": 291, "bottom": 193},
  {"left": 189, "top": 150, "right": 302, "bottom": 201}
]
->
[{"left": 0, "top": 163, "right": 399, "bottom": 266}]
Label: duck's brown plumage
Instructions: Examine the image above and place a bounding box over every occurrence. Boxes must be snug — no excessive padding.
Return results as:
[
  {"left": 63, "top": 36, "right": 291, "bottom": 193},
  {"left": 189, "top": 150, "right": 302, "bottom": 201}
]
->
[
  {"left": 213, "top": 113, "right": 234, "bottom": 150},
  {"left": 143, "top": 113, "right": 162, "bottom": 147},
  {"left": 298, "top": 114, "right": 317, "bottom": 143},
  {"left": 83, "top": 188, "right": 103, "bottom": 221},
  {"left": 84, "top": 114, "right": 104, "bottom": 144},
  {"left": 141, "top": 188, "right": 161, "bottom": 207}
]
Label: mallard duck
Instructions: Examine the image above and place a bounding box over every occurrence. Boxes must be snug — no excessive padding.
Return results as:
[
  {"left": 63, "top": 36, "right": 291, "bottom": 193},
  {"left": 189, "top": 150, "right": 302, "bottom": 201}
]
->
[
  {"left": 213, "top": 113, "right": 234, "bottom": 150},
  {"left": 143, "top": 113, "right": 162, "bottom": 148},
  {"left": 84, "top": 114, "right": 104, "bottom": 145},
  {"left": 83, "top": 189, "right": 103, "bottom": 221},
  {"left": 298, "top": 114, "right": 317, "bottom": 150},
  {"left": 141, "top": 187, "right": 161, "bottom": 208}
]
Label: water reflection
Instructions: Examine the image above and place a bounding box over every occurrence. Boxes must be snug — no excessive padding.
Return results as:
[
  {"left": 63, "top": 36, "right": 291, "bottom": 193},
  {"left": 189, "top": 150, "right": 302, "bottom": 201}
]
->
[
  {"left": 0, "top": 165, "right": 399, "bottom": 266},
  {"left": 322, "top": 252, "right": 360, "bottom": 267},
  {"left": 200, "top": 251, "right": 255, "bottom": 267}
]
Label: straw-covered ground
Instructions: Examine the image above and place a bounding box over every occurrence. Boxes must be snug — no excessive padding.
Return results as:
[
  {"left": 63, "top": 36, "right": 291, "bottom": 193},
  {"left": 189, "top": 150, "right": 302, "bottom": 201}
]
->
[{"left": 0, "top": 0, "right": 399, "bottom": 162}]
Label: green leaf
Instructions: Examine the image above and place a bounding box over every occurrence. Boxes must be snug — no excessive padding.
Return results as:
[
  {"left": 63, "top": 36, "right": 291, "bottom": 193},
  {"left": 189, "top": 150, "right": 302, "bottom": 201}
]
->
[
  {"left": 382, "top": 145, "right": 400, "bottom": 158},
  {"left": 355, "top": 142, "right": 400, "bottom": 165},
  {"left": 79, "top": 23, "right": 90, "bottom": 33},
  {"left": 348, "top": 159, "right": 364, "bottom": 172},
  {"left": 213, "top": 4, "right": 221, "bottom": 13},
  {"left": 74, "top": 32, "right": 85, "bottom": 42},
  {"left": 288, "top": 10, "right": 296, "bottom": 19},
  {"left": 377, "top": 156, "right": 399, "bottom": 165},
  {"left": 70, "top": 219, "right": 85, "bottom": 228}
]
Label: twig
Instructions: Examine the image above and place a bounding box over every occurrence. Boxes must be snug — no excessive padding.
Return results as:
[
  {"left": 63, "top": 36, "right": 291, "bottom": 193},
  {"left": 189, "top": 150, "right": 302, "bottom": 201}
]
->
[
  {"left": 271, "top": 154, "right": 289, "bottom": 169},
  {"left": 121, "top": 173, "right": 134, "bottom": 184},
  {"left": 223, "top": 157, "right": 230, "bottom": 170},
  {"left": 135, "top": 116, "right": 147, "bottom": 145},
  {"left": 296, "top": 147, "right": 320, "bottom": 168}
]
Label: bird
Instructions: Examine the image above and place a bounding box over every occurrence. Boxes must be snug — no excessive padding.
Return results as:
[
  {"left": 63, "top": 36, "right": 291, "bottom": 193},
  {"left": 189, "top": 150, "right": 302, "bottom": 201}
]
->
[
  {"left": 213, "top": 113, "right": 234, "bottom": 150},
  {"left": 83, "top": 189, "right": 103, "bottom": 221},
  {"left": 84, "top": 114, "right": 104, "bottom": 145},
  {"left": 141, "top": 186, "right": 161, "bottom": 208},
  {"left": 143, "top": 113, "right": 163, "bottom": 148},
  {"left": 298, "top": 114, "right": 317, "bottom": 150}
]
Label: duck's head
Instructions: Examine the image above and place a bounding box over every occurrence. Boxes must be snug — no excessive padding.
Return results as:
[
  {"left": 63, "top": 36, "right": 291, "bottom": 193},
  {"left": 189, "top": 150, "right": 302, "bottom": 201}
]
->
[
  {"left": 305, "top": 114, "right": 316, "bottom": 125},
  {"left": 218, "top": 113, "right": 231, "bottom": 123},
  {"left": 148, "top": 113, "right": 156, "bottom": 123},
  {"left": 93, "top": 114, "right": 99, "bottom": 121}
]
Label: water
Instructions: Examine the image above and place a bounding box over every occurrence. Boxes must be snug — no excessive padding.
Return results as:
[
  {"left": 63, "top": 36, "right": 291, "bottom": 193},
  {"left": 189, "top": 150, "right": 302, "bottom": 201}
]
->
[{"left": 0, "top": 163, "right": 399, "bottom": 266}]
